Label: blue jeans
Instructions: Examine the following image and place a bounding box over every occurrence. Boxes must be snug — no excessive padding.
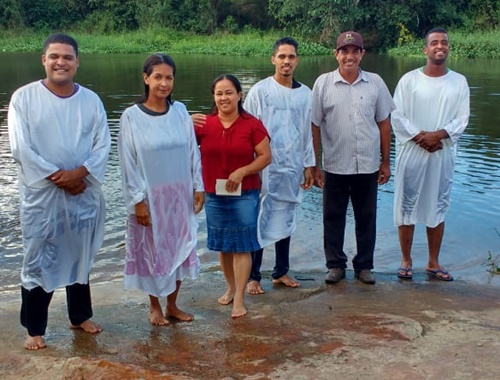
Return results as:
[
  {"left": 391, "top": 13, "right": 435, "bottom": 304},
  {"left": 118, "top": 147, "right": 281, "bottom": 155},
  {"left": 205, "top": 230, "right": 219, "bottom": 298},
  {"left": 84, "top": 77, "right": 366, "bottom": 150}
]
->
[
  {"left": 249, "top": 236, "right": 292, "bottom": 282},
  {"left": 323, "top": 171, "right": 378, "bottom": 272}
]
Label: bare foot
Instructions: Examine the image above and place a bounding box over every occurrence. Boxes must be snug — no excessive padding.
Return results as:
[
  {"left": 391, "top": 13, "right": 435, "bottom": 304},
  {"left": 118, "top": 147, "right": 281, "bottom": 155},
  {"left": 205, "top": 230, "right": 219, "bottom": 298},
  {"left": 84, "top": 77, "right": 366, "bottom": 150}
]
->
[
  {"left": 149, "top": 308, "right": 169, "bottom": 326},
  {"left": 24, "top": 335, "right": 47, "bottom": 350},
  {"left": 69, "top": 319, "right": 103, "bottom": 333},
  {"left": 218, "top": 290, "right": 234, "bottom": 305},
  {"left": 246, "top": 280, "right": 265, "bottom": 295},
  {"left": 272, "top": 274, "right": 300, "bottom": 288},
  {"left": 231, "top": 305, "right": 248, "bottom": 319},
  {"left": 166, "top": 306, "right": 194, "bottom": 322}
]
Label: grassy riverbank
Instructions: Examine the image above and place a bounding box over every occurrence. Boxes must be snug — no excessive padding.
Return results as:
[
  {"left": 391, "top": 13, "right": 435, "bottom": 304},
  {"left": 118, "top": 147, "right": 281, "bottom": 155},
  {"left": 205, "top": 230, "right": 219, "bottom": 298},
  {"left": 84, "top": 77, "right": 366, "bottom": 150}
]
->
[
  {"left": 0, "top": 28, "right": 330, "bottom": 56},
  {"left": 1, "top": 28, "right": 499, "bottom": 58},
  {"left": 388, "top": 29, "right": 500, "bottom": 59}
]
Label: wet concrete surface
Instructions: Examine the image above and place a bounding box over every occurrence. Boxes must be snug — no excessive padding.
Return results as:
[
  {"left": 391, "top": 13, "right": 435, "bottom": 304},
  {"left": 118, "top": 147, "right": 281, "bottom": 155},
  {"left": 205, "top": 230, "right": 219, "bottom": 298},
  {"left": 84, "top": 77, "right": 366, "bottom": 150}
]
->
[{"left": 0, "top": 270, "right": 499, "bottom": 379}]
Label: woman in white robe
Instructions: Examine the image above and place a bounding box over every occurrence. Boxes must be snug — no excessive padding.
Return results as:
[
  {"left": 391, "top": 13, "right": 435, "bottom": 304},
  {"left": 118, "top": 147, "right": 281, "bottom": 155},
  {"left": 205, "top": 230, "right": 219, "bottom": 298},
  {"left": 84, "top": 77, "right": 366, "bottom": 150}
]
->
[{"left": 118, "top": 54, "right": 204, "bottom": 325}]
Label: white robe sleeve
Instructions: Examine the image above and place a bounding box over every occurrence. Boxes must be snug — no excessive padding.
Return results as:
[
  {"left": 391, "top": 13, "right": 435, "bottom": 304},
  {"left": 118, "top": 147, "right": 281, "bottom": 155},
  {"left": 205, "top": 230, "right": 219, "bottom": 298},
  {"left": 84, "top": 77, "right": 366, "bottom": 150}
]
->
[
  {"left": 392, "top": 75, "right": 421, "bottom": 145},
  {"left": 302, "top": 94, "right": 315, "bottom": 168},
  {"left": 83, "top": 99, "right": 111, "bottom": 184},
  {"left": 118, "top": 110, "right": 147, "bottom": 212},
  {"left": 442, "top": 77, "right": 470, "bottom": 145},
  {"left": 8, "top": 93, "right": 60, "bottom": 186},
  {"left": 243, "top": 86, "right": 262, "bottom": 119},
  {"left": 184, "top": 109, "right": 204, "bottom": 192}
]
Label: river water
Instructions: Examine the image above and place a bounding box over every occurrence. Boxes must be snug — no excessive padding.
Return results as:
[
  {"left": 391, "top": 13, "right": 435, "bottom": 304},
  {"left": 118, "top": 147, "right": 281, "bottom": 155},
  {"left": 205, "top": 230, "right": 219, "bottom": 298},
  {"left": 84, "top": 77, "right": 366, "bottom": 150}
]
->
[{"left": 1, "top": 52, "right": 499, "bottom": 293}]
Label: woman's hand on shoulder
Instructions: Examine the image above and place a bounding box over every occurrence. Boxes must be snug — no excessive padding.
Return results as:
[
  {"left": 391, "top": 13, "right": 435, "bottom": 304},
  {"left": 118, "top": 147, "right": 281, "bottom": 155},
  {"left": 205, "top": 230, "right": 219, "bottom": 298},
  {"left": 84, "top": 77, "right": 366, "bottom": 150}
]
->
[{"left": 191, "top": 113, "right": 206, "bottom": 128}]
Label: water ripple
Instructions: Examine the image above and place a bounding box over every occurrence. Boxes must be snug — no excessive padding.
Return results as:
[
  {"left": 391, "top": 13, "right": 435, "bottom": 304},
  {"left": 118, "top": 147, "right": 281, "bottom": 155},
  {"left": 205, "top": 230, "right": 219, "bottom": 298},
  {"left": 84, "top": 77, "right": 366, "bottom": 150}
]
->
[{"left": 1, "top": 54, "right": 500, "bottom": 291}]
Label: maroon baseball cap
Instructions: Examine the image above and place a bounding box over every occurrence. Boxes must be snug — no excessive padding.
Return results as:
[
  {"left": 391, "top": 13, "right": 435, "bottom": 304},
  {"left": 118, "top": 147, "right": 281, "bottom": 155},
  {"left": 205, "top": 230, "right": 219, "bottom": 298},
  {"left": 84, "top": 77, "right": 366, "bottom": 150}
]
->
[{"left": 336, "top": 31, "right": 364, "bottom": 50}]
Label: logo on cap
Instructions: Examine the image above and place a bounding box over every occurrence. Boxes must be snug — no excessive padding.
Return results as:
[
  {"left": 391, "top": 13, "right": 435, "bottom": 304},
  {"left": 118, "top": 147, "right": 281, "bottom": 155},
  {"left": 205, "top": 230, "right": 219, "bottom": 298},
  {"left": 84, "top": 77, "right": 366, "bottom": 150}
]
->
[{"left": 343, "top": 33, "right": 356, "bottom": 44}]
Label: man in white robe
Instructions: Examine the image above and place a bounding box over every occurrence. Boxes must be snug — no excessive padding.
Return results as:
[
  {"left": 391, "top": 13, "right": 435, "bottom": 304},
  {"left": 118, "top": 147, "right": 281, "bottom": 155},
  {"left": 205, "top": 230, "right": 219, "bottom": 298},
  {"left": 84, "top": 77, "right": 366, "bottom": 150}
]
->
[
  {"left": 243, "top": 37, "right": 315, "bottom": 294},
  {"left": 8, "top": 33, "right": 110, "bottom": 349},
  {"left": 392, "top": 27, "right": 470, "bottom": 281}
]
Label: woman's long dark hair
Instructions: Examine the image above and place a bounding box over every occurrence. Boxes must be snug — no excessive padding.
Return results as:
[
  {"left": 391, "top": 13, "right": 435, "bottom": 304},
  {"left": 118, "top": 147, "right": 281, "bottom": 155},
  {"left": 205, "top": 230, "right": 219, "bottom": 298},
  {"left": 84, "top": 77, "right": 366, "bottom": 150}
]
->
[
  {"left": 210, "top": 74, "right": 249, "bottom": 117},
  {"left": 137, "top": 53, "right": 176, "bottom": 104}
]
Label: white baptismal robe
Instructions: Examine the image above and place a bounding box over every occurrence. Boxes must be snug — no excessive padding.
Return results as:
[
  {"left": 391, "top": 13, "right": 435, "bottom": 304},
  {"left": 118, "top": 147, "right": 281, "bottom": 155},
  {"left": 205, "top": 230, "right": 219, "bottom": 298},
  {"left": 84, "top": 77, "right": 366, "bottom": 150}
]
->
[
  {"left": 244, "top": 77, "right": 315, "bottom": 247},
  {"left": 8, "top": 81, "right": 110, "bottom": 292},
  {"left": 392, "top": 69, "right": 469, "bottom": 227},
  {"left": 118, "top": 102, "right": 203, "bottom": 297}
]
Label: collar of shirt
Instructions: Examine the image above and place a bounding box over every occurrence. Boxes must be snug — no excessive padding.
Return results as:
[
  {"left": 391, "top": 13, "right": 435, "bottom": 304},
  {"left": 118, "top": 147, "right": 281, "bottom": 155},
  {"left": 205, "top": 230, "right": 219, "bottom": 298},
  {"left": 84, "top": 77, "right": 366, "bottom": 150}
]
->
[{"left": 333, "top": 68, "right": 369, "bottom": 86}]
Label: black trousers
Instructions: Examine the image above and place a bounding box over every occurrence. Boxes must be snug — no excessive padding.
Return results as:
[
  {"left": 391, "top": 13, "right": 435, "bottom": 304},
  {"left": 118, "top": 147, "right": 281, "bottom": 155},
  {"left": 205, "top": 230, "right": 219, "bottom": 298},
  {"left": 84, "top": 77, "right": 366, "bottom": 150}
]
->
[
  {"left": 323, "top": 171, "right": 378, "bottom": 272},
  {"left": 250, "top": 236, "right": 292, "bottom": 282},
  {"left": 20, "top": 282, "right": 93, "bottom": 337}
]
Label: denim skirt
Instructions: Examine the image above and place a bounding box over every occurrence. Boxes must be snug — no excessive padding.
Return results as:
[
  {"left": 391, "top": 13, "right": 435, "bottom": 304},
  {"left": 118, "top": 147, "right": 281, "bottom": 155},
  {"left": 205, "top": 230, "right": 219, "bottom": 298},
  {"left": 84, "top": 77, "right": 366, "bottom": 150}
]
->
[{"left": 205, "top": 190, "right": 260, "bottom": 253}]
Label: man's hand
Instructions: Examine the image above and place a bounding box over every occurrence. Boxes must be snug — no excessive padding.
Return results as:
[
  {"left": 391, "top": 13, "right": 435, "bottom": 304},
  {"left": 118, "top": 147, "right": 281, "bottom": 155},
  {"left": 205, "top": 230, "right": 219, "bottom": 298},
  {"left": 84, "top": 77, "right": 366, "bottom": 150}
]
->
[
  {"left": 301, "top": 167, "right": 314, "bottom": 190},
  {"left": 378, "top": 162, "right": 391, "bottom": 184},
  {"left": 413, "top": 131, "right": 444, "bottom": 152},
  {"left": 193, "top": 191, "right": 205, "bottom": 214},
  {"left": 65, "top": 180, "right": 87, "bottom": 195},
  {"left": 49, "top": 167, "right": 89, "bottom": 195},
  {"left": 313, "top": 166, "right": 324, "bottom": 188}
]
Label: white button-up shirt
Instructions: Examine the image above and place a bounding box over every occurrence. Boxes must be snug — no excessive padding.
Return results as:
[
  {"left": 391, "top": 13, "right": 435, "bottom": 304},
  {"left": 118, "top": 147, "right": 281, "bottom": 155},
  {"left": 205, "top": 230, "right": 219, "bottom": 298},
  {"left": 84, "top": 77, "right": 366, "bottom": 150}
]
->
[{"left": 312, "top": 68, "right": 395, "bottom": 175}]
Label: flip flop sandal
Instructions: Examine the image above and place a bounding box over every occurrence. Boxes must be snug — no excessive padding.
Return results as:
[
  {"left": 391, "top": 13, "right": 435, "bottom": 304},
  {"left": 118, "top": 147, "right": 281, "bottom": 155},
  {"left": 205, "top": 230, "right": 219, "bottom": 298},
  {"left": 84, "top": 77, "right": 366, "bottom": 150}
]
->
[
  {"left": 426, "top": 269, "right": 454, "bottom": 281},
  {"left": 397, "top": 267, "right": 413, "bottom": 279}
]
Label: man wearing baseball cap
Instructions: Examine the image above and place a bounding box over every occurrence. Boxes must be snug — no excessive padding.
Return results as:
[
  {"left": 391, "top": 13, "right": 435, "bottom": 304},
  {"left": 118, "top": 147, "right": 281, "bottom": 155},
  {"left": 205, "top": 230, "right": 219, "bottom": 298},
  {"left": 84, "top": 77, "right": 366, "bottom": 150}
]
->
[{"left": 311, "top": 31, "right": 395, "bottom": 285}]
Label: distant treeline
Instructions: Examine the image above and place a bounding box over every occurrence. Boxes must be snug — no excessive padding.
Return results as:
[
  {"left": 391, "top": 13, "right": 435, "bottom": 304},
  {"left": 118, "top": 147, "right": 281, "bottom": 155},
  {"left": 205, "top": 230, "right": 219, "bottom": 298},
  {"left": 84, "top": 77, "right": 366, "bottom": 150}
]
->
[{"left": 1, "top": 0, "right": 499, "bottom": 50}]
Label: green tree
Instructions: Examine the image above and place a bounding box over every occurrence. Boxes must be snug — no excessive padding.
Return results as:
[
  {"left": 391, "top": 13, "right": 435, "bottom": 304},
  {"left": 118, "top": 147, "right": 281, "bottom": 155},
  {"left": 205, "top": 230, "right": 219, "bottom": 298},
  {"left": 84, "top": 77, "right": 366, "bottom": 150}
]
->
[
  {"left": 267, "top": 0, "right": 499, "bottom": 50},
  {"left": 136, "top": 0, "right": 175, "bottom": 29},
  {"left": 466, "top": 0, "right": 499, "bottom": 29},
  {"left": 20, "top": 0, "right": 67, "bottom": 30},
  {"left": 228, "top": 0, "right": 274, "bottom": 29},
  {"left": 269, "top": 0, "right": 363, "bottom": 45},
  {"left": 197, "top": 0, "right": 216, "bottom": 33},
  {"left": 85, "top": 0, "right": 139, "bottom": 32},
  {"left": 0, "top": 0, "right": 24, "bottom": 29}
]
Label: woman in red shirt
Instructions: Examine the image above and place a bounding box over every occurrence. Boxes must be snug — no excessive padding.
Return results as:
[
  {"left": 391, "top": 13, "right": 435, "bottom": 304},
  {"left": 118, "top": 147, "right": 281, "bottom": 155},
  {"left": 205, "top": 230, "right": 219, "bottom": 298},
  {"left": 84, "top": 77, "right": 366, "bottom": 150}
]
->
[{"left": 195, "top": 74, "right": 271, "bottom": 318}]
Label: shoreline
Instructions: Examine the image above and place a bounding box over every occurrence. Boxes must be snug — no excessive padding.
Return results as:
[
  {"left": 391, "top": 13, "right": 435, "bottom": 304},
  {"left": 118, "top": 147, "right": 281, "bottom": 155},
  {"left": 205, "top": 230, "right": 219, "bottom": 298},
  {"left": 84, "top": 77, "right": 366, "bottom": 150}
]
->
[
  {"left": 1, "top": 29, "right": 499, "bottom": 58},
  {"left": 0, "top": 30, "right": 330, "bottom": 56},
  {"left": 0, "top": 271, "right": 499, "bottom": 379}
]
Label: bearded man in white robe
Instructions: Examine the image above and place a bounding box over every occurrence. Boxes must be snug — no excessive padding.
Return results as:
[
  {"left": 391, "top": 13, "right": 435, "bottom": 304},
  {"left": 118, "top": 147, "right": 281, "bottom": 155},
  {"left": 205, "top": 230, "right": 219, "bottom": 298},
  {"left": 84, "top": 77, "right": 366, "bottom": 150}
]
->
[
  {"left": 243, "top": 37, "right": 315, "bottom": 295},
  {"left": 8, "top": 33, "right": 110, "bottom": 349},
  {"left": 392, "top": 27, "right": 469, "bottom": 281}
]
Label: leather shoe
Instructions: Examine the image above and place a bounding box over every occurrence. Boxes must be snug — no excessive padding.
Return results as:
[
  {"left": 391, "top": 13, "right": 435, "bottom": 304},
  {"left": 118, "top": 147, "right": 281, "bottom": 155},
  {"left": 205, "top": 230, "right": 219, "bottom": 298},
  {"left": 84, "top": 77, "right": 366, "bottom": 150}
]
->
[
  {"left": 355, "top": 269, "right": 376, "bottom": 284},
  {"left": 325, "top": 268, "right": 345, "bottom": 284}
]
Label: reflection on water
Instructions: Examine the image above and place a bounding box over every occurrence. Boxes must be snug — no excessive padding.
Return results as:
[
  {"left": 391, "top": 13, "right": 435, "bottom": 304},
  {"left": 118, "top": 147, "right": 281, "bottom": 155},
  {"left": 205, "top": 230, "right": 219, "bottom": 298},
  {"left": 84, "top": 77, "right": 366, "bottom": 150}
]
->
[{"left": 0, "top": 52, "right": 499, "bottom": 291}]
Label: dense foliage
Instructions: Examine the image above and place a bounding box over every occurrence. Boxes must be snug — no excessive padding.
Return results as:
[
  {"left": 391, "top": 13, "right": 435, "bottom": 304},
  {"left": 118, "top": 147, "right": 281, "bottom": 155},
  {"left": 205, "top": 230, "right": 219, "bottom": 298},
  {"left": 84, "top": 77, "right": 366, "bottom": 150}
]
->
[
  {"left": 0, "top": 0, "right": 498, "bottom": 50},
  {"left": 0, "top": 28, "right": 331, "bottom": 55}
]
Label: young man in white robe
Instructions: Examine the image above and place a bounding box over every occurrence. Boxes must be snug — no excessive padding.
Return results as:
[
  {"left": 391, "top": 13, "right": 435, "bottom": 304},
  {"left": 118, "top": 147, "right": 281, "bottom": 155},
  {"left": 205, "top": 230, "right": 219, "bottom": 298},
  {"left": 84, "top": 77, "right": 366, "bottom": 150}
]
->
[
  {"left": 8, "top": 33, "right": 110, "bottom": 349},
  {"left": 243, "top": 37, "right": 315, "bottom": 295},
  {"left": 392, "top": 27, "right": 470, "bottom": 281}
]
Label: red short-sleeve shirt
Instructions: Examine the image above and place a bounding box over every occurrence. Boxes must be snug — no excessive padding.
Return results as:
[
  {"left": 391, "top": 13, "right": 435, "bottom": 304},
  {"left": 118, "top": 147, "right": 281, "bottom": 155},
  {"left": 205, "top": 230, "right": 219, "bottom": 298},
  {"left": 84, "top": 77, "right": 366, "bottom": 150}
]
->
[{"left": 195, "top": 113, "right": 269, "bottom": 193}]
